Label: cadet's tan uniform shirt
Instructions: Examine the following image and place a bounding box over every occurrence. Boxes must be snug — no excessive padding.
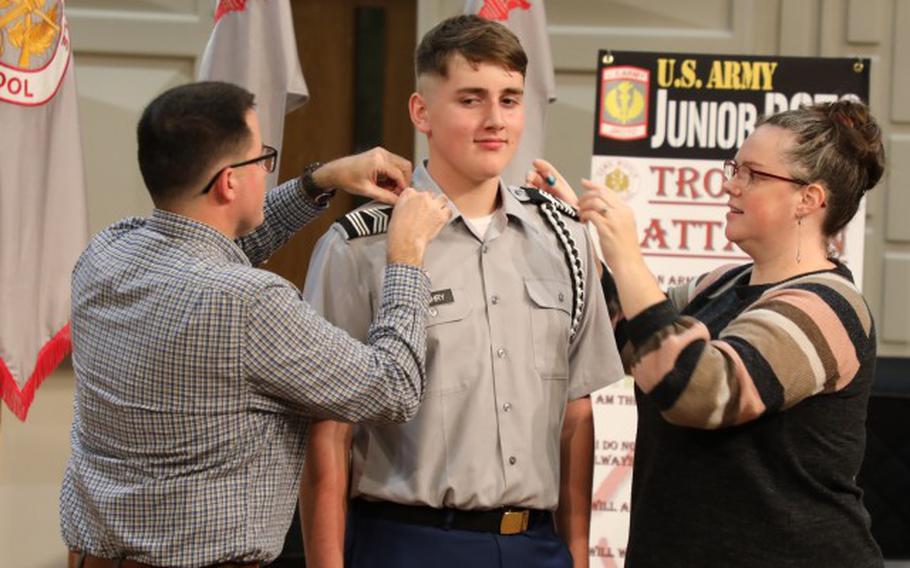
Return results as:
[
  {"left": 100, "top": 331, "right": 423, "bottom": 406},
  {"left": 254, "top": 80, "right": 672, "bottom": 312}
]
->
[{"left": 303, "top": 163, "right": 624, "bottom": 511}]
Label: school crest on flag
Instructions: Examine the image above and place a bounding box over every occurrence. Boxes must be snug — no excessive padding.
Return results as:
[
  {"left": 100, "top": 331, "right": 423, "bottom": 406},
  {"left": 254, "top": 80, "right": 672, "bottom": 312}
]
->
[{"left": 0, "top": 0, "right": 71, "bottom": 105}]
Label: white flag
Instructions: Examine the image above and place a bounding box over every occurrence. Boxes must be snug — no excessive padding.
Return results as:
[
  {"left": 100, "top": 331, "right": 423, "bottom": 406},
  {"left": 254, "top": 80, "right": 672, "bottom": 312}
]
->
[
  {"left": 466, "top": 0, "right": 556, "bottom": 187},
  {"left": 0, "top": 1, "right": 88, "bottom": 420},
  {"left": 198, "top": 0, "right": 308, "bottom": 188}
]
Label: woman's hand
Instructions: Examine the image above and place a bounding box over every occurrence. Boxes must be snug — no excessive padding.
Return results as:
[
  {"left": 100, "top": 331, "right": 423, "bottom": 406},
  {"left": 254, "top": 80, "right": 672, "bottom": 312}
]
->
[
  {"left": 578, "top": 179, "right": 665, "bottom": 320},
  {"left": 525, "top": 158, "right": 579, "bottom": 208},
  {"left": 577, "top": 179, "right": 643, "bottom": 267}
]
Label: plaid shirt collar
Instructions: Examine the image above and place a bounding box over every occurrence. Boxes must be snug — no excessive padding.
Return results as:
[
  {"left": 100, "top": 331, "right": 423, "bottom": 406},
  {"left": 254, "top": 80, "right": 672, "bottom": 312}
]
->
[{"left": 148, "top": 208, "right": 250, "bottom": 266}]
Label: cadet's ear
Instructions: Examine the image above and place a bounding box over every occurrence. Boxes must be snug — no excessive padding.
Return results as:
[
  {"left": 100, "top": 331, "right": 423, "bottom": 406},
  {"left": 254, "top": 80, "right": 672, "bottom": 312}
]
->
[{"left": 409, "top": 92, "right": 431, "bottom": 134}]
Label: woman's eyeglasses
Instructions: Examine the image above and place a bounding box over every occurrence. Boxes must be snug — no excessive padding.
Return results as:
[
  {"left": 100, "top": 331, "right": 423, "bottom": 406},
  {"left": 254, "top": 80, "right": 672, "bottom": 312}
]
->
[{"left": 722, "top": 160, "right": 808, "bottom": 187}]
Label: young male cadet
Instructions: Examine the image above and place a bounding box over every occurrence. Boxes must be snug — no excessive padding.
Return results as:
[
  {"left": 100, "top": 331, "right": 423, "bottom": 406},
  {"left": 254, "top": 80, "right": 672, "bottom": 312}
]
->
[
  {"left": 301, "top": 16, "right": 624, "bottom": 568},
  {"left": 59, "top": 81, "right": 450, "bottom": 568}
]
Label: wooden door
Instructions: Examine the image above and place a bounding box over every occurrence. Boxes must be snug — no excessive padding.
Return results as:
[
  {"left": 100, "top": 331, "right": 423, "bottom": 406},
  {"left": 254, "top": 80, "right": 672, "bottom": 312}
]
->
[{"left": 266, "top": 0, "right": 417, "bottom": 289}]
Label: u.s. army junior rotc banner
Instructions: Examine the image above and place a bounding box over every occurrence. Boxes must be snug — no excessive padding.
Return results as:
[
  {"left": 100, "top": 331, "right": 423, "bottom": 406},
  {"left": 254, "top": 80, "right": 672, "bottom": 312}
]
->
[{"left": 587, "top": 52, "right": 869, "bottom": 566}]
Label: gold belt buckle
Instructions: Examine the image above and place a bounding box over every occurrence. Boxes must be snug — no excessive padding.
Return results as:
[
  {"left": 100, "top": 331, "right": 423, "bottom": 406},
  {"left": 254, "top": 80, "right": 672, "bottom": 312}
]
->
[{"left": 499, "top": 510, "right": 529, "bottom": 535}]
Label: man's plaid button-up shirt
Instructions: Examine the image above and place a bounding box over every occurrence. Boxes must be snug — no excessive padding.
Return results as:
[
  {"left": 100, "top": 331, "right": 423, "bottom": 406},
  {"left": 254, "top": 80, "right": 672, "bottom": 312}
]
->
[{"left": 60, "top": 179, "right": 430, "bottom": 567}]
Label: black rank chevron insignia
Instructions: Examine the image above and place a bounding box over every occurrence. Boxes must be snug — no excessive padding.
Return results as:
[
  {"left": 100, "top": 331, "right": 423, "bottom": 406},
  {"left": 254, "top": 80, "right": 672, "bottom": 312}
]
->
[{"left": 336, "top": 206, "right": 393, "bottom": 240}]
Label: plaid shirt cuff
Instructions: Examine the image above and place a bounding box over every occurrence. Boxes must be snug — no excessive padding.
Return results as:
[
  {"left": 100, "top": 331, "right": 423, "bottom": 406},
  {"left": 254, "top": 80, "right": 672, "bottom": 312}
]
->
[
  {"left": 271, "top": 176, "right": 326, "bottom": 230},
  {"left": 381, "top": 264, "right": 431, "bottom": 312}
]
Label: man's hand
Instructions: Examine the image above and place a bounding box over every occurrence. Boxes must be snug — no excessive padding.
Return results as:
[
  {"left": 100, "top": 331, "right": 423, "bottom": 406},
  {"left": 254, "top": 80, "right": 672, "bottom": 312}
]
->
[
  {"left": 312, "top": 147, "right": 412, "bottom": 205},
  {"left": 386, "top": 188, "right": 450, "bottom": 267}
]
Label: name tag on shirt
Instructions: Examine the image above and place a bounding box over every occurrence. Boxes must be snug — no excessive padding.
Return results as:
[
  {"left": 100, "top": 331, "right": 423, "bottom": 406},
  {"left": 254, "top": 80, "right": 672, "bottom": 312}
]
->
[{"left": 430, "top": 289, "right": 455, "bottom": 307}]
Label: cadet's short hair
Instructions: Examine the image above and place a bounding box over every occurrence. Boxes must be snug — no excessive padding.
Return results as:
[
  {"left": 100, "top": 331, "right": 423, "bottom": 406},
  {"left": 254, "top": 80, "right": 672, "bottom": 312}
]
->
[
  {"left": 415, "top": 15, "right": 527, "bottom": 79},
  {"left": 137, "top": 81, "right": 255, "bottom": 204}
]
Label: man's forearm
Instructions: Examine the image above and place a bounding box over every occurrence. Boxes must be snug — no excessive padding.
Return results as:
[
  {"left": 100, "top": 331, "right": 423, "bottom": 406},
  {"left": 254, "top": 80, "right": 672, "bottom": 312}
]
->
[{"left": 557, "top": 397, "right": 594, "bottom": 568}]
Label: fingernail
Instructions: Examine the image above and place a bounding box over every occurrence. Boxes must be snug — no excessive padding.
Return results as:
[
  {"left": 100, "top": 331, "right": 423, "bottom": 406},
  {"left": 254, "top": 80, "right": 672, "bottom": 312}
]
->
[{"left": 545, "top": 175, "right": 557, "bottom": 186}]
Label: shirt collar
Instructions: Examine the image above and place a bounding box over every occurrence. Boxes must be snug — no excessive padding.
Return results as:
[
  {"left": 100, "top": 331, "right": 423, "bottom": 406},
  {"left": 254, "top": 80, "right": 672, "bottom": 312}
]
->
[
  {"left": 147, "top": 209, "right": 250, "bottom": 265},
  {"left": 412, "top": 160, "right": 539, "bottom": 234}
]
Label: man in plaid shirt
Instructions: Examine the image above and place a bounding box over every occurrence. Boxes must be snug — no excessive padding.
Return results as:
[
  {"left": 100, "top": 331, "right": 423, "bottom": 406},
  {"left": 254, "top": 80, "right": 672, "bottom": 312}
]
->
[{"left": 59, "top": 81, "right": 449, "bottom": 568}]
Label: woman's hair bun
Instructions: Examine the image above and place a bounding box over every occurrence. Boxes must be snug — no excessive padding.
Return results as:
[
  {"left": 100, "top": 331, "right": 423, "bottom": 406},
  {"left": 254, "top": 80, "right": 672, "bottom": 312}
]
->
[{"left": 824, "top": 100, "right": 885, "bottom": 192}]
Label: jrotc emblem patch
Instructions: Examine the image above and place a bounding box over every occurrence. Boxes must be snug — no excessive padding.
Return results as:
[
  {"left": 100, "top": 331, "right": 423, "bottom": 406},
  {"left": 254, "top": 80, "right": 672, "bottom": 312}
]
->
[
  {"left": 599, "top": 66, "right": 649, "bottom": 141},
  {"left": 0, "top": 0, "right": 70, "bottom": 106}
]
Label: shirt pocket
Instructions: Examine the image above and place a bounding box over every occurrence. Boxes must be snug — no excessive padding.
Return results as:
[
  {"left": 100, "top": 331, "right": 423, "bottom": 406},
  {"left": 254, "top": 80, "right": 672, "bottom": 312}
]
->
[
  {"left": 524, "top": 278, "right": 571, "bottom": 380},
  {"left": 425, "top": 287, "right": 476, "bottom": 395}
]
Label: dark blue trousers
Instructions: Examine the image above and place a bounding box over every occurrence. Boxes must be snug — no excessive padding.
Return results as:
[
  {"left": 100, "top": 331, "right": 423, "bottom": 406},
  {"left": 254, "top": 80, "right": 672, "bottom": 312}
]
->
[{"left": 344, "top": 508, "right": 573, "bottom": 568}]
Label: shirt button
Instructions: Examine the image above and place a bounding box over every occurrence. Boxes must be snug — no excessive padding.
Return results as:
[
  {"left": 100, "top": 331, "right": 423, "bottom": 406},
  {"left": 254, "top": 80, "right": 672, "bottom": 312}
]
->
[
  {"left": 491, "top": 295, "right": 500, "bottom": 305},
  {"left": 509, "top": 456, "right": 517, "bottom": 465},
  {"left": 503, "top": 402, "right": 512, "bottom": 412},
  {"left": 482, "top": 245, "right": 489, "bottom": 254},
  {"left": 558, "top": 292, "right": 565, "bottom": 302},
  {"left": 429, "top": 307, "right": 438, "bottom": 317},
  {"left": 497, "top": 348, "right": 507, "bottom": 359}
]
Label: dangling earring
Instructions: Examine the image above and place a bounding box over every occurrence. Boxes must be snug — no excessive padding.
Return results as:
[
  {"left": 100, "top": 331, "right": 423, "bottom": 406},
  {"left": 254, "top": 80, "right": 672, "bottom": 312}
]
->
[{"left": 795, "top": 217, "right": 802, "bottom": 264}]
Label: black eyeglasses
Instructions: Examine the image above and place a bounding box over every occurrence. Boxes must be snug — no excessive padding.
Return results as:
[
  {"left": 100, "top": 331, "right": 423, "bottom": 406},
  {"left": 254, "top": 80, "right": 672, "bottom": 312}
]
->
[
  {"left": 200, "top": 144, "right": 278, "bottom": 194},
  {"left": 723, "top": 160, "right": 808, "bottom": 187}
]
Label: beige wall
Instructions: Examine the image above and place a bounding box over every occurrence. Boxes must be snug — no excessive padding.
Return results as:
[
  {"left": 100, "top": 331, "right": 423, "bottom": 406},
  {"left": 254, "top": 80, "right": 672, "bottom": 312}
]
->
[{"left": 1, "top": 1, "right": 908, "bottom": 566}]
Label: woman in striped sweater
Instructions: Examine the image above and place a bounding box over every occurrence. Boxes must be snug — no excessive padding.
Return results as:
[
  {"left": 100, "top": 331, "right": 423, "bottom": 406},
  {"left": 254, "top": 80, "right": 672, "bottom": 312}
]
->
[{"left": 531, "top": 100, "right": 885, "bottom": 567}]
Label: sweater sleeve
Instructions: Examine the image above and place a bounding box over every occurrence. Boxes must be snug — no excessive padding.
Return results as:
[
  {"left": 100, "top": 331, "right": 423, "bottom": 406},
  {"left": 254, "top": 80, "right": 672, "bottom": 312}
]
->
[
  {"left": 601, "top": 263, "right": 738, "bottom": 375},
  {"left": 624, "top": 273, "right": 873, "bottom": 429}
]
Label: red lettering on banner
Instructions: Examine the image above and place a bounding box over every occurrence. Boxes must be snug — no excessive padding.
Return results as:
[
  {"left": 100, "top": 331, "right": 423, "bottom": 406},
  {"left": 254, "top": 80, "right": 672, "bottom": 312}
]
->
[
  {"left": 640, "top": 218, "right": 670, "bottom": 250},
  {"left": 650, "top": 165, "right": 674, "bottom": 197},
  {"left": 657, "top": 274, "right": 696, "bottom": 287},
  {"left": 0, "top": 73, "right": 33, "bottom": 99},
  {"left": 591, "top": 451, "right": 635, "bottom": 568},
  {"left": 672, "top": 219, "right": 725, "bottom": 250},
  {"left": 676, "top": 167, "right": 700, "bottom": 198},
  {"left": 591, "top": 540, "right": 627, "bottom": 565},
  {"left": 651, "top": 164, "right": 727, "bottom": 201},
  {"left": 704, "top": 167, "right": 725, "bottom": 197},
  {"left": 674, "top": 218, "right": 693, "bottom": 249}
]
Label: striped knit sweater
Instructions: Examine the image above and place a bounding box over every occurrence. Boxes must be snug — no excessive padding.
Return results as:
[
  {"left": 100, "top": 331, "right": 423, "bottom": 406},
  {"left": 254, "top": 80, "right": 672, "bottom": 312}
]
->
[{"left": 609, "top": 262, "right": 883, "bottom": 567}]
